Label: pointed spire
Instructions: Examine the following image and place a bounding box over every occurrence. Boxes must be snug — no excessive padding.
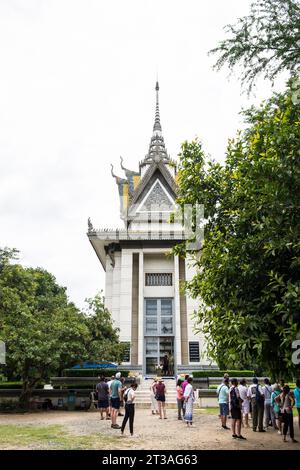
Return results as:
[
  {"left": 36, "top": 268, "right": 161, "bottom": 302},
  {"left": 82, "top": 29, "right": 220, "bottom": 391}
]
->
[
  {"left": 153, "top": 81, "right": 162, "bottom": 133},
  {"left": 140, "top": 81, "right": 170, "bottom": 166}
]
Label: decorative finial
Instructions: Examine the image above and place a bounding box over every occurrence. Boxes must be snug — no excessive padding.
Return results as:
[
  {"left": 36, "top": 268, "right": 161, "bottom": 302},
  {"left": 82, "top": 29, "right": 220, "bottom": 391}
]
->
[
  {"left": 120, "top": 156, "right": 125, "bottom": 171},
  {"left": 88, "top": 217, "right": 94, "bottom": 232},
  {"left": 110, "top": 163, "right": 115, "bottom": 178},
  {"left": 111, "top": 163, "right": 127, "bottom": 184},
  {"left": 140, "top": 81, "right": 171, "bottom": 167},
  {"left": 153, "top": 80, "right": 162, "bottom": 133}
]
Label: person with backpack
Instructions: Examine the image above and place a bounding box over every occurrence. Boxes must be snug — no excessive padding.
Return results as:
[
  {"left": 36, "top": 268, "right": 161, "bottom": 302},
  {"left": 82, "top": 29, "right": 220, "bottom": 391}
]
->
[
  {"left": 247, "top": 377, "right": 265, "bottom": 432},
  {"left": 217, "top": 377, "right": 230, "bottom": 430},
  {"left": 229, "top": 378, "right": 246, "bottom": 440},
  {"left": 276, "top": 385, "right": 298, "bottom": 443},
  {"left": 120, "top": 382, "right": 138, "bottom": 437}
]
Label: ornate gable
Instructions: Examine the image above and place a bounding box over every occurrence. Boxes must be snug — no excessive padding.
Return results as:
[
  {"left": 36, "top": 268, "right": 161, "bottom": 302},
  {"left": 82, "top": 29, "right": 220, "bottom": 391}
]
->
[
  {"left": 110, "top": 82, "right": 178, "bottom": 224},
  {"left": 137, "top": 179, "right": 174, "bottom": 212}
]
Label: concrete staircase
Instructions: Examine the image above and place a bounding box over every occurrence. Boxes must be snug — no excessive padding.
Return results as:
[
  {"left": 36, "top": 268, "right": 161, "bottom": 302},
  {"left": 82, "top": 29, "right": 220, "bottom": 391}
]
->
[{"left": 134, "top": 376, "right": 177, "bottom": 408}]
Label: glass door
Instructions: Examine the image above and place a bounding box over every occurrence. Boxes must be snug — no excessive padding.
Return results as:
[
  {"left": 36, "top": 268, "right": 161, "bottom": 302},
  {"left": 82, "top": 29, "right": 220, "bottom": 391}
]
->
[
  {"left": 145, "top": 337, "right": 159, "bottom": 375},
  {"left": 144, "top": 298, "right": 175, "bottom": 375}
]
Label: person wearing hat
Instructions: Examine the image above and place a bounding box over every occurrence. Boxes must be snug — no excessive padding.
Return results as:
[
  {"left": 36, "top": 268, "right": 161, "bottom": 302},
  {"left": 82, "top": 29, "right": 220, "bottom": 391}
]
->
[
  {"left": 150, "top": 378, "right": 159, "bottom": 415},
  {"left": 110, "top": 372, "right": 122, "bottom": 429},
  {"left": 155, "top": 378, "right": 167, "bottom": 419}
]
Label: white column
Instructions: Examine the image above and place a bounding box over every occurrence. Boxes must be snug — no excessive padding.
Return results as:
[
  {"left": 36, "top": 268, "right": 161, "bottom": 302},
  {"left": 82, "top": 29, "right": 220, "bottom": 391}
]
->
[
  {"left": 138, "top": 251, "right": 144, "bottom": 366},
  {"left": 119, "top": 249, "right": 133, "bottom": 344},
  {"left": 104, "top": 255, "right": 113, "bottom": 313},
  {"left": 174, "top": 255, "right": 182, "bottom": 366}
]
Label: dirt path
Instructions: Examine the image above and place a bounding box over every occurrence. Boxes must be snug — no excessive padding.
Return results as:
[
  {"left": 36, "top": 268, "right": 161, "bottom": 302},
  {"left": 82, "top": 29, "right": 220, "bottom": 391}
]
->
[{"left": 0, "top": 409, "right": 300, "bottom": 450}]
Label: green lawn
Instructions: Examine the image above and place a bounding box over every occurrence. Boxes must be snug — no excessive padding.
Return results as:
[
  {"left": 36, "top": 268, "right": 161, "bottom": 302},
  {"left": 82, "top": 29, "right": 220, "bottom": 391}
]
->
[
  {"left": 0, "top": 424, "right": 122, "bottom": 450},
  {"left": 198, "top": 407, "right": 219, "bottom": 414}
]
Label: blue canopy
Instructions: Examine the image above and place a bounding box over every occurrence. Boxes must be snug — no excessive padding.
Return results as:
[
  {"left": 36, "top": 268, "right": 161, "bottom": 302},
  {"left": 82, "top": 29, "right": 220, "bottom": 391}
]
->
[{"left": 72, "top": 362, "right": 117, "bottom": 369}]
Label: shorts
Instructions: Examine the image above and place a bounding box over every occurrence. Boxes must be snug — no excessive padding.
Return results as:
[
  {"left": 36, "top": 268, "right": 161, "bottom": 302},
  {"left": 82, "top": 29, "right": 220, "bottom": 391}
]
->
[
  {"left": 111, "top": 397, "right": 120, "bottom": 409},
  {"left": 231, "top": 407, "right": 242, "bottom": 420},
  {"left": 98, "top": 399, "right": 109, "bottom": 409},
  {"left": 219, "top": 403, "right": 229, "bottom": 416},
  {"left": 242, "top": 401, "right": 250, "bottom": 415},
  {"left": 156, "top": 395, "right": 165, "bottom": 402}
]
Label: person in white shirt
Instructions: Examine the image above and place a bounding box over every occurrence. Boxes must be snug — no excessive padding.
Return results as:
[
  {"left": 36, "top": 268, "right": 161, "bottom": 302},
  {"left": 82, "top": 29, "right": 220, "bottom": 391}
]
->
[
  {"left": 107, "top": 375, "right": 115, "bottom": 419},
  {"left": 247, "top": 377, "right": 265, "bottom": 432},
  {"left": 183, "top": 377, "right": 195, "bottom": 427},
  {"left": 263, "top": 378, "right": 275, "bottom": 429},
  {"left": 121, "top": 382, "right": 138, "bottom": 437},
  {"left": 238, "top": 379, "right": 250, "bottom": 428}
]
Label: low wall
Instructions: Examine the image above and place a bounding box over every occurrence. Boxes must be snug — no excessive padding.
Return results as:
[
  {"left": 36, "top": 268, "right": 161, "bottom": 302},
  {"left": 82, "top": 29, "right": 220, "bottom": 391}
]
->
[{"left": 0, "top": 388, "right": 219, "bottom": 409}]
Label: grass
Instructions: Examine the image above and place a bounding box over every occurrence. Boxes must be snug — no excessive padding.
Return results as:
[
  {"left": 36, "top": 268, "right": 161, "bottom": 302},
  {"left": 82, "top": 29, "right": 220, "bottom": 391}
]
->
[
  {"left": 198, "top": 407, "right": 219, "bottom": 415},
  {"left": 197, "top": 407, "right": 300, "bottom": 417},
  {"left": 0, "top": 424, "right": 122, "bottom": 450}
]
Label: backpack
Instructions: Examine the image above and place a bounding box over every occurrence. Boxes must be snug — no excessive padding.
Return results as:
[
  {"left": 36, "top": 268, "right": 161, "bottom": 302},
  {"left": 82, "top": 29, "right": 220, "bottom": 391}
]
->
[
  {"left": 230, "top": 387, "right": 240, "bottom": 408},
  {"left": 255, "top": 384, "right": 264, "bottom": 405},
  {"left": 124, "top": 388, "right": 131, "bottom": 403}
]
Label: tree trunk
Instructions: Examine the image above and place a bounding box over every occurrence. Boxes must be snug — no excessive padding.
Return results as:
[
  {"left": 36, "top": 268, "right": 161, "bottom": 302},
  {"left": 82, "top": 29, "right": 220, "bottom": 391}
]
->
[
  {"left": 19, "top": 384, "right": 33, "bottom": 410},
  {"left": 19, "top": 376, "right": 41, "bottom": 410}
]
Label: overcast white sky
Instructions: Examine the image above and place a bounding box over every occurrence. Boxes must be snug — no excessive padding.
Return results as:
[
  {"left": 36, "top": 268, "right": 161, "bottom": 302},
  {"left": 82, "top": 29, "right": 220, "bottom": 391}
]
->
[{"left": 0, "top": 0, "right": 288, "bottom": 309}]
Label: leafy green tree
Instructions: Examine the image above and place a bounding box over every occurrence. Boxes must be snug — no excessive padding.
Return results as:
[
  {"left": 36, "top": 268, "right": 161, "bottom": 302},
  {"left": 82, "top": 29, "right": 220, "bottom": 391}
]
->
[
  {"left": 210, "top": 0, "right": 300, "bottom": 92},
  {"left": 83, "top": 294, "right": 125, "bottom": 364},
  {"left": 175, "top": 81, "right": 300, "bottom": 379},
  {"left": 0, "top": 249, "right": 125, "bottom": 406},
  {"left": 0, "top": 250, "right": 89, "bottom": 407}
]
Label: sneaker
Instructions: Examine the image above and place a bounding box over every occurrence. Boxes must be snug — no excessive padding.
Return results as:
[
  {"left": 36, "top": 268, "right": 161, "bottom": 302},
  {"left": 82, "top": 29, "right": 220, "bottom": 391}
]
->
[
  {"left": 222, "top": 425, "right": 230, "bottom": 430},
  {"left": 278, "top": 430, "right": 282, "bottom": 435},
  {"left": 237, "top": 435, "right": 247, "bottom": 440},
  {"left": 258, "top": 430, "right": 266, "bottom": 433},
  {"left": 112, "top": 424, "right": 121, "bottom": 429},
  {"left": 232, "top": 434, "right": 238, "bottom": 439}
]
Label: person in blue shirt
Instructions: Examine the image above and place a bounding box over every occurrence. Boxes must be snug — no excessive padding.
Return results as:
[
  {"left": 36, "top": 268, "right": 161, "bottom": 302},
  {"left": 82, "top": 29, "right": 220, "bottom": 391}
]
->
[
  {"left": 293, "top": 379, "right": 300, "bottom": 431},
  {"left": 271, "top": 383, "right": 282, "bottom": 433},
  {"left": 110, "top": 372, "right": 122, "bottom": 429},
  {"left": 217, "top": 377, "right": 230, "bottom": 430}
]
